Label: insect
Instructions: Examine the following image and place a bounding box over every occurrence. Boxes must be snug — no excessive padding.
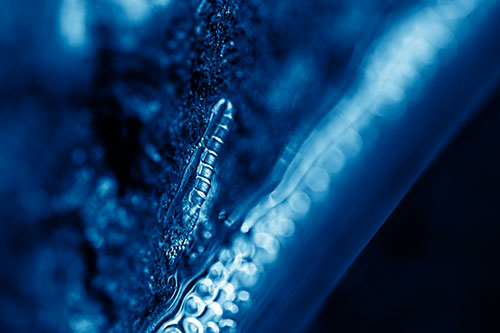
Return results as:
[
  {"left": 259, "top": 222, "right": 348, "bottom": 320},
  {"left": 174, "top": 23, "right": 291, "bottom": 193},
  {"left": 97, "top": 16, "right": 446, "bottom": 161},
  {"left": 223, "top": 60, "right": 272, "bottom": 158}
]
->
[
  {"left": 188, "top": 98, "right": 235, "bottom": 210},
  {"left": 161, "top": 98, "right": 235, "bottom": 277}
]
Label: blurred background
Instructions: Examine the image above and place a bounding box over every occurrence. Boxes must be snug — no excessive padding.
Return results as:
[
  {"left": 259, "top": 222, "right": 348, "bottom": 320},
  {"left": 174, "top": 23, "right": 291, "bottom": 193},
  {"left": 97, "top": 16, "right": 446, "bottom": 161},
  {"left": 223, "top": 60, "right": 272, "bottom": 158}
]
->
[
  {"left": 1, "top": 0, "right": 499, "bottom": 332},
  {"left": 311, "top": 86, "right": 500, "bottom": 332}
]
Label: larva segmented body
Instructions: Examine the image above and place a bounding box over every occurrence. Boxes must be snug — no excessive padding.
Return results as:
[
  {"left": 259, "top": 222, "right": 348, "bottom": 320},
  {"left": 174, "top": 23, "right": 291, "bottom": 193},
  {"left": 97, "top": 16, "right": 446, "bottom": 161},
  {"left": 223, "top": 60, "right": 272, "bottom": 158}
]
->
[
  {"left": 162, "top": 98, "right": 235, "bottom": 276},
  {"left": 189, "top": 99, "right": 234, "bottom": 209}
]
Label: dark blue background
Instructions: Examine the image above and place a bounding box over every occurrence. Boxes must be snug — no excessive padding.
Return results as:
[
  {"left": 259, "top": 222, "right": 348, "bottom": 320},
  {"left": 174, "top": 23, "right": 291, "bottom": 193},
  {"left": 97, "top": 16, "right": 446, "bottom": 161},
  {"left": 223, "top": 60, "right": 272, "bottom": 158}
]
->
[{"left": 312, "top": 86, "right": 500, "bottom": 332}]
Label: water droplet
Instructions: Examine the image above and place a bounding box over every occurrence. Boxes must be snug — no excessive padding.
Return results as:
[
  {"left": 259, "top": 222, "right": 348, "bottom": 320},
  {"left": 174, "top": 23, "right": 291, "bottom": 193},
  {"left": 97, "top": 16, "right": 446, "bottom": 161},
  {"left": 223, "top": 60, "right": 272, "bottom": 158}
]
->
[
  {"left": 219, "top": 319, "right": 236, "bottom": 332},
  {"left": 218, "top": 248, "right": 234, "bottom": 264},
  {"left": 305, "top": 166, "right": 330, "bottom": 193},
  {"left": 320, "top": 147, "right": 345, "bottom": 174},
  {"left": 208, "top": 302, "right": 223, "bottom": 317},
  {"left": 202, "top": 230, "right": 213, "bottom": 240},
  {"left": 276, "top": 217, "right": 295, "bottom": 238},
  {"left": 238, "top": 290, "right": 250, "bottom": 302},
  {"left": 183, "top": 317, "right": 203, "bottom": 333},
  {"left": 223, "top": 302, "right": 239, "bottom": 315},
  {"left": 196, "top": 278, "right": 215, "bottom": 299},
  {"left": 221, "top": 283, "right": 235, "bottom": 302},
  {"left": 288, "top": 191, "right": 311, "bottom": 217},
  {"left": 337, "top": 128, "right": 362, "bottom": 158},
  {"left": 206, "top": 321, "right": 220, "bottom": 333},
  {"left": 253, "top": 233, "right": 279, "bottom": 255},
  {"left": 185, "top": 295, "right": 205, "bottom": 317},
  {"left": 208, "top": 262, "right": 225, "bottom": 281},
  {"left": 233, "top": 235, "right": 255, "bottom": 259},
  {"left": 235, "top": 261, "right": 259, "bottom": 288}
]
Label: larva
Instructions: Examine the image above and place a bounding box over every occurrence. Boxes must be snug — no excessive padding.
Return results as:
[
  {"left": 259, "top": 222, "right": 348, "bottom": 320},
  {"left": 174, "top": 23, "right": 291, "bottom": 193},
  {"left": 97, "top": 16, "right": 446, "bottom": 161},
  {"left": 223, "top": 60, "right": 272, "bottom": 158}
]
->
[
  {"left": 189, "top": 99, "right": 234, "bottom": 208},
  {"left": 162, "top": 98, "right": 235, "bottom": 275}
]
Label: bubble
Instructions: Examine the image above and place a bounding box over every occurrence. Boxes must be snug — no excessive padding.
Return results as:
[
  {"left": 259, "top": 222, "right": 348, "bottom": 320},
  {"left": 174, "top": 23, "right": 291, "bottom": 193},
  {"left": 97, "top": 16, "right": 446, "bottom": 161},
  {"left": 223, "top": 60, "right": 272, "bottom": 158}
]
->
[
  {"left": 218, "top": 249, "right": 235, "bottom": 265},
  {"left": 206, "top": 321, "right": 220, "bottom": 333},
  {"left": 252, "top": 232, "right": 280, "bottom": 265},
  {"left": 253, "top": 233, "right": 279, "bottom": 256},
  {"left": 233, "top": 236, "right": 255, "bottom": 259},
  {"left": 183, "top": 317, "right": 203, "bottom": 333},
  {"left": 319, "top": 147, "right": 345, "bottom": 174},
  {"left": 305, "top": 166, "right": 330, "bottom": 193},
  {"left": 276, "top": 217, "right": 295, "bottom": 238},
  {"left": 185, "top": 295, "right": 205, "bottom": 317},
  {"left": 235, "top": 261, "right": 259, "bottom": 288},
  {"left": 253, "top": 217, "right": 274, "bottom": 237},
  {"left": 208, "top": 262, "right": 225, "bottom": 281},
  {"left": 221, "top": 283, "right": 235, "bottom": 302},
  {"left": 196, "top": 278, "right": 215, "bottom": 299},
  {"left": 223, "top": 302, "right": 239, "bottom": 315},
  {"left": 337, "top": 128, "right": 362, "bottom": 158},
  {"left": 288, "top": 191, "right": 311, "bottom": 217},
  {"left": 219, "top": 319, "right": 236, "bottom": 332},
  {"left": 237, "top": 290, "right": 250, "bottom": 303},
  {"left": 274, "top": 202, "right": 294, "bottom": 220},
  {"left": 207, "top": 302, "right": 223, "bottom": 318}
]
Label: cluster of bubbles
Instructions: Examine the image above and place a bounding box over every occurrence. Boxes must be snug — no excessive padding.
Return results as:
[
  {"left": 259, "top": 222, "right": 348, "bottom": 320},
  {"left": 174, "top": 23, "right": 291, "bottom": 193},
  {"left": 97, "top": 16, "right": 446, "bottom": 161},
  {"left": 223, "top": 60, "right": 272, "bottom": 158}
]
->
[
  {"left": 157, "top": 210, "right": 296, "bottom": 332},
  {"left": 154, "top": 1, "right": 483, "bottom": 331},
  {"left": 156, "top": 111, "right": 354, "bottom": 333}
]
